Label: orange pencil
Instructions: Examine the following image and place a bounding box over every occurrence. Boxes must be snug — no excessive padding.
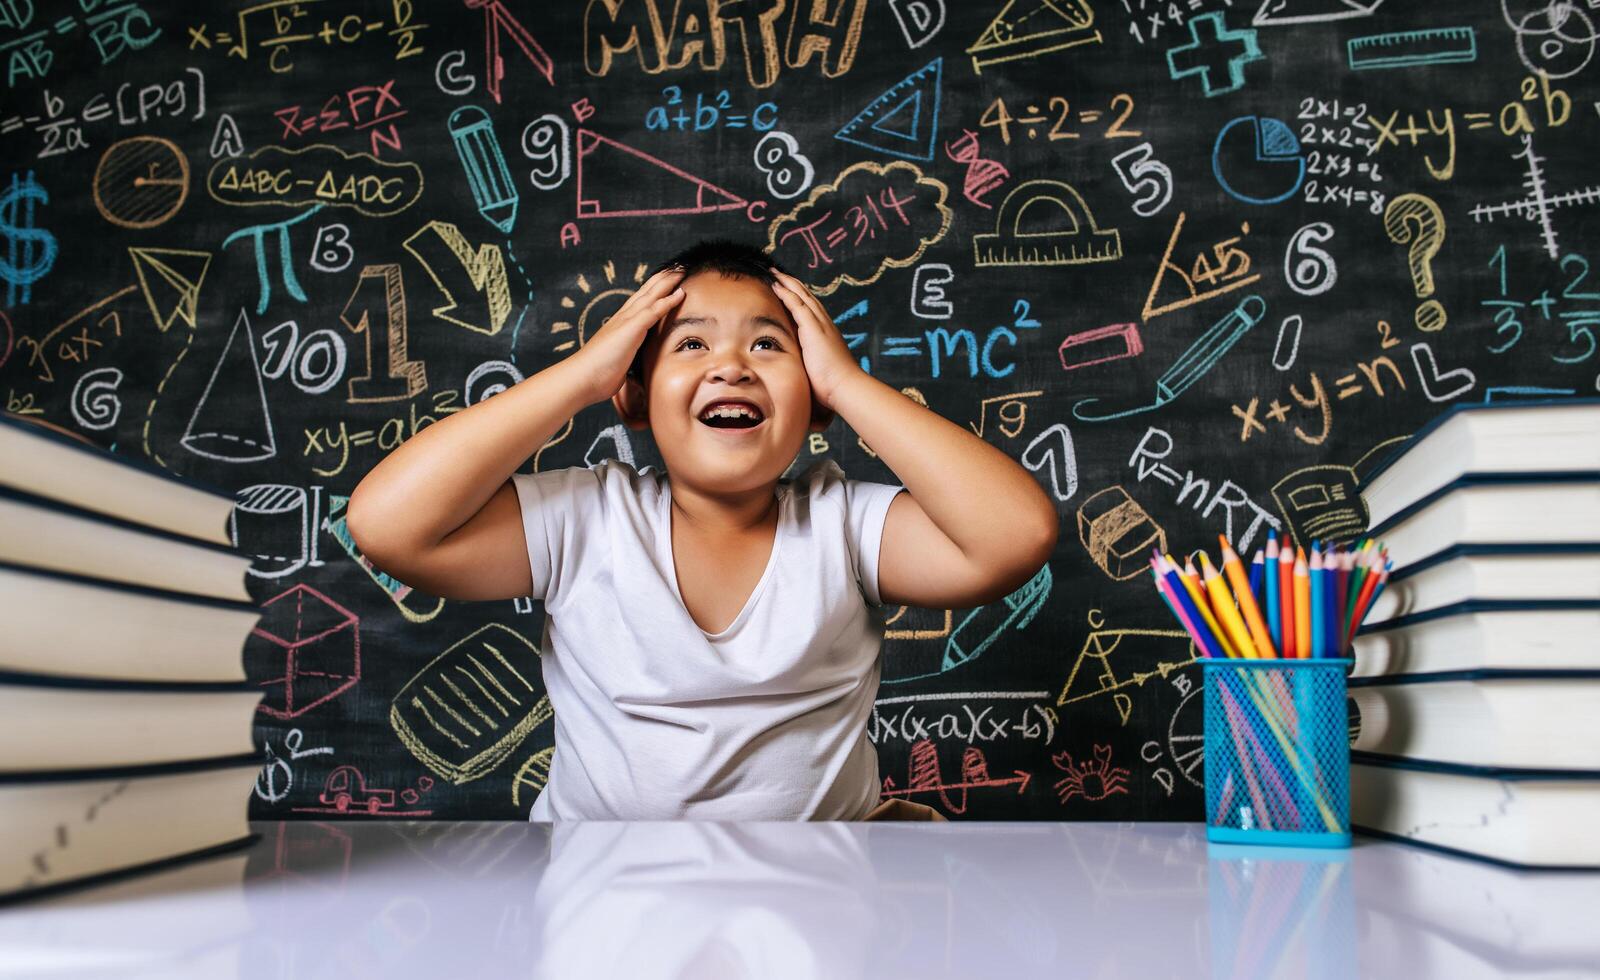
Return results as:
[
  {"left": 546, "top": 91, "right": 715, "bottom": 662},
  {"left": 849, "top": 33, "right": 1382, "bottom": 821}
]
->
[
  {"left": 1293, "top": 548, "right": 1311, "bottom": 659},
  {"left": 1278, "top": 542, "right": 1296, "bottom": 659},
  {"left": 1217, "top": 535, "right": 1277, "bottom": 659}
]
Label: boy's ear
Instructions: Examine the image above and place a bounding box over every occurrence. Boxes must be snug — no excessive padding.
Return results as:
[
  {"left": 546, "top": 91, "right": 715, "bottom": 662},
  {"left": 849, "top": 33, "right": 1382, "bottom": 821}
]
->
[
  {"left": 809, "top": 400, "right": 836, "bottom": 434},
  {"left": 611, "top": 371, "right": 651, "bottom": 430}
]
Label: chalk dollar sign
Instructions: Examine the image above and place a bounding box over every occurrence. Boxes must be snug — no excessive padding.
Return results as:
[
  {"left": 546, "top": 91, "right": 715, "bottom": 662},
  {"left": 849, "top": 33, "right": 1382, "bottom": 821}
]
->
[{"left": 0, "top": 172, "right": 58, "bottom": 306}]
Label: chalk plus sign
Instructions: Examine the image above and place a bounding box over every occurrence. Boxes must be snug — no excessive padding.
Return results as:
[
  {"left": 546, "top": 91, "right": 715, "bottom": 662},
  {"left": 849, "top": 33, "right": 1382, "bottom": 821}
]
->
[{"left": 1166, "top": 12, "right": 1263, "bottom": 97}]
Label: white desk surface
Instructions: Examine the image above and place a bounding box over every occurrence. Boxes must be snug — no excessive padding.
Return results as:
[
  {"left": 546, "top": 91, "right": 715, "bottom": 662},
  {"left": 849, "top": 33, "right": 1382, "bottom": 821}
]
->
[{"left": 3, "top": 820, "right": 1597, "bottom": 979}]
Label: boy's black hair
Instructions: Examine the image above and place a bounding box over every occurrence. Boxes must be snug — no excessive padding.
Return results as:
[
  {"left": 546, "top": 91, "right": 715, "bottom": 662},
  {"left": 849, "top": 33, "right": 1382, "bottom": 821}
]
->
[
  {"left": 626, "top": 239, "right": 790, "bottom": 381},
  {"left": 652, "top": 237, "right": 788, "bottom": 286}
]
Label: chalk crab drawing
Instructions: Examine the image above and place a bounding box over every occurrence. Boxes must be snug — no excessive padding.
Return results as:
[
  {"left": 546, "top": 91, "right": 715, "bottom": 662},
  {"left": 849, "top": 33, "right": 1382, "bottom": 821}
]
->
[{"left": 1052, "top": 744, "right": 1131, "bottom": 804}]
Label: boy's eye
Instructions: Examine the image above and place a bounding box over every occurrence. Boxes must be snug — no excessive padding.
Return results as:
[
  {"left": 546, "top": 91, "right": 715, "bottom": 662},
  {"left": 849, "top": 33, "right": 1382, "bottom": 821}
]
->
[{"left": 675, "top": 336, "right": 784, "bottom": 351}]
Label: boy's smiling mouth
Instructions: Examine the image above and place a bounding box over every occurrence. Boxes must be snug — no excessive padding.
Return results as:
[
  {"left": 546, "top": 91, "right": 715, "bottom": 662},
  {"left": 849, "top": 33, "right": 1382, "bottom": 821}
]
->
[{"left": 697, "top": 398, "right": 766, "bottom": 430}]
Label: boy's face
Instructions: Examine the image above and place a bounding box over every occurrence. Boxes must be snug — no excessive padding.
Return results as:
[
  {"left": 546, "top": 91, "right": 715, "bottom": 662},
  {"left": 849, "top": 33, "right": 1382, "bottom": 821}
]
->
[{"left": 618, "top": 270, "right": 819, "bottom": 491}]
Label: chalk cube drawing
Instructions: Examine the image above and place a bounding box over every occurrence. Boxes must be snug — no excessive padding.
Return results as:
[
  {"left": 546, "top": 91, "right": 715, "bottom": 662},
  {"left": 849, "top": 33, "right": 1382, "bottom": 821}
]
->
[
  {"left": 1077, "top": 485, "right": 1166, "bottom": 581},
  {"left": 253, "top": 583, "right": 360, "bottom": 719}
]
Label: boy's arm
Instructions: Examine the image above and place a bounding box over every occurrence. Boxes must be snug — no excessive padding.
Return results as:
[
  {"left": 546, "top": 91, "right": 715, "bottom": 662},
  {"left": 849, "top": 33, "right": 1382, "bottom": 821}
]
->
[
  {"left": 768, "top": 271, "right": 1058, "bottom": 610},
  {"left": 346, "top": 266, "right": 686, "bottom": 600},
  {"left": 344, "top": 355, "right": 594, "bottom": 600},
  {"left": 830, "top": 372, "right": 1059, "bottom": 608}
]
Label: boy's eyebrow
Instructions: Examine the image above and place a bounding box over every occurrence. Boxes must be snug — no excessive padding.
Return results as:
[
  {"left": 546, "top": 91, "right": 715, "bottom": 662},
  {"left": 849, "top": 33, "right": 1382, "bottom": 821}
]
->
[{"left": 662, "top": 314, "right": 794, "bottom": 339}]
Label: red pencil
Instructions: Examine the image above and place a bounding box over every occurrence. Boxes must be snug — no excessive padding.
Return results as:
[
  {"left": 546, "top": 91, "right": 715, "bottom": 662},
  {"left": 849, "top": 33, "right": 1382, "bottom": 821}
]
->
[
  {"left": 1347, "top": 559, "right": 1392, "bottom": 651},
  {"left": 1348, "top": 557, "right": 1385, "bottom": 637}
]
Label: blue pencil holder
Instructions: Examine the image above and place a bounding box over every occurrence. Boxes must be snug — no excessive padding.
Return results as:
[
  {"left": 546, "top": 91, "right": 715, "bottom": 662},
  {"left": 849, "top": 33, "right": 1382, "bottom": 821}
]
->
[{"left": 1202, "top": 658, "right": 1353, "bottom": 848}]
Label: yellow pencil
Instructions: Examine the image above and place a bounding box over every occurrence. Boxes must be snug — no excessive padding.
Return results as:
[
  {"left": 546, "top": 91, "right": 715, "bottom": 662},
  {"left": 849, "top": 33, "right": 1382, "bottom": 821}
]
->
[
  {"left": 1294, "top": 548, "right": 1311, "bottom": 659},
  {"left": 1217, "top": 535, "right": 1278, "bottom": 659},
  {"left": 1176, "top": 555, "right": 1242, "bottom": 659},
  {"left": 1199, "top": 551, "right": 1259, "bottom": 660}
]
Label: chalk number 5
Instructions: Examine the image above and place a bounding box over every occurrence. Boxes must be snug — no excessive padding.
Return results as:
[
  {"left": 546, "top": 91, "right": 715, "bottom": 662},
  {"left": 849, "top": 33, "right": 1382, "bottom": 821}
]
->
[{"left": 1110, "top": 142, "right": 1172, "bottom": 217}]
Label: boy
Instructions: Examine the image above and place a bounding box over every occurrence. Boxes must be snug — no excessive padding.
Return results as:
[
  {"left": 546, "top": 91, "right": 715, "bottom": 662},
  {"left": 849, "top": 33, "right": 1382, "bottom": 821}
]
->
[{"left": 346, "top": 240, "right": 1058, "bottom": 820}]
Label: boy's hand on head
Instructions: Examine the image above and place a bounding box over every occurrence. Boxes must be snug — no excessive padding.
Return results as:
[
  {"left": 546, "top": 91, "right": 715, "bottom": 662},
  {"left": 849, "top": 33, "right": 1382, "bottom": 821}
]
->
[
  {"left": 769, "top": 269, "right": 867, "bottom": 411},
  {"left": 570, "top": 266, "right": 686, "bottom": 404}
]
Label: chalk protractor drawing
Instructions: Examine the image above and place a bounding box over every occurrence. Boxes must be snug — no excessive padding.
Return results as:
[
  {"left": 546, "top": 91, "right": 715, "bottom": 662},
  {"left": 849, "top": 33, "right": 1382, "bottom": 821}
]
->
[{"left": 974, "top": 178, "right": 1122, "bottom": 266}]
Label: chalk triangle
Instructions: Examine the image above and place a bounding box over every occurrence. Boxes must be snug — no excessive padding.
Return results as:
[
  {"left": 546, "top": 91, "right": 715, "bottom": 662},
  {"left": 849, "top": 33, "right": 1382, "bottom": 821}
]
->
[
  {"left": 835, "top": 58, "right": 942, "bottom": 161},
  {"left": 966, "top": 1, "right": 1100, "bottom": 72},
  {"left": 130, "top": 247, "right": 211, "bottom": 331},
  {"left": 1252, "top": 0, "right": 1384, "bottom": 27},
  {"left": 574, "top": 129, "right": 747, "bottom": 218},
  {"left": 872, "top": 92, "right": 922, "bottom": 140}
]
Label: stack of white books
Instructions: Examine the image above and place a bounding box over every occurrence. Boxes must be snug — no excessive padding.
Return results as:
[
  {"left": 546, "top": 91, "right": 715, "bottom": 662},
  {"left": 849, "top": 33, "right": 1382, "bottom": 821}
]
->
[
  {"left": 1347, "top": 398, "right": 1600, "bottom": 869},
  {"left": 1, "top": 415, "right": 263, "bottom": 904}
]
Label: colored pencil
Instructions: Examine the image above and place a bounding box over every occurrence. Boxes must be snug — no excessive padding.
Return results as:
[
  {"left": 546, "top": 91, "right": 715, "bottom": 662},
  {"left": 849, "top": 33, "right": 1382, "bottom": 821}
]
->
[
  {"left": 1293, "top": 549, "right": 1311, "bottom": 659},
  {"left": 1153, "top": 555, "right": 1225, "bottom": 659},
  {"left": 1152, "top": 563, "right": 1210, "bottom": 657},
  {"left": 1344, "top": 560, "right": 1382, "bottom": 650},
  {"left": 1217, "top": 675, "right": 1302, "bottom": 827},
  {"left": 1333, "top": 549, "right": 1352, "bottom": 654},
  {"left": 1349, "top": 561, "right": 1391, "bottom": 645},
  {"left": 1140, "top": 539, "right": 1380, "bottom": 837},
  {"left": 1328, "top": 550, "right": 1345, "bottom": 657},
  {"left": 1364, "top": 562, "right": 1392, "bottom": 618},
  {"left": 1278, "top": 543, "right": 1296, "bottom": 659},
  {"left": 1152, "top": 564, "right": 1181, "bottom": 619},
  {"left": 1218, "top": 536, "right": 1277, "bottom": 659},
  {"left": 1214, "top": 770, "right": 1237, "bottom": 826},
  {"left": 1352, "top": 546, "right": 1378, "bottom": 618},
  {"left": 1200, "top": 551, "right": 1259, "bottom": 660},
  {"left": 1170, "top": 556, "right": 1335, "bottom": 827},
  {"left": 1238, "top": 675, "right": 1341, "bottom": 832},
  {"left": 1325, "top": 546, "right": 1339, "bottom": 655},
  {"left": 1181, "top": 555, "right": 1242, "bottom": 659},
  {"left": 1265, "top": 533, "right": 1281, "bottom": 653},
  {"left": 1345, "top": 540, "right": 1374, "bottom": 629},
  {"left": 1309, "top": 544, "right": 1325, "bottom": 659},
  {"left": 1342, "top": 544, "right": 1367, "bottom": 647},
  {"left": 1215, "top": 674, "right": 1275, "bottom": 830},
  {"left": 1331, "top": 541, "right": 1356, "bottom": 640}
]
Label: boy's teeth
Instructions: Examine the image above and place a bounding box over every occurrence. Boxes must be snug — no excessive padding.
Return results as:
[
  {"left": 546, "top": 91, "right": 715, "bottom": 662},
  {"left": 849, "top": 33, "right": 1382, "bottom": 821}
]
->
[{"left": 701, "top": 405, "right": 761, "bottom": 420}]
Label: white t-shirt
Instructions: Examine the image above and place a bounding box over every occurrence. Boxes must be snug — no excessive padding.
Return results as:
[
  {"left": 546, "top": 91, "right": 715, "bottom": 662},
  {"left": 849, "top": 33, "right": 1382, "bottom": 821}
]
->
[{"left": 510, "top": 457, "right": 906, "bottom": 820}]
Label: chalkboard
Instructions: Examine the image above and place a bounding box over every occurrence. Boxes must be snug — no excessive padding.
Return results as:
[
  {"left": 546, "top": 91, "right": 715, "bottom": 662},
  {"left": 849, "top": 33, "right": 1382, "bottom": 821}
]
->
[{"left": 1, "top": 1, "right": 1596, "bottom": 821}]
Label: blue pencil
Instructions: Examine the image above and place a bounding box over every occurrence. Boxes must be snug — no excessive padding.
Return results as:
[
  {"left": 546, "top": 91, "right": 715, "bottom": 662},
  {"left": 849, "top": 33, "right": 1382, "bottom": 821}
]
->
[
  {"left": 1249, "top": 551, "right": 1265, "bottom": 608},
  {"left": 1152, "top": 566, "right": 1181, "bottom": 619},
  {"left": 1309, "top": 543, "right": 1325, "bottom": 658},
  {"left": 1151, "top": 565, "right": 1214, "bottom": 660},
  {"left": 1152, "top": 554, "right": 1226, "bottom": 659},
  {"left": 1326, "top": 547, "right": 1343, "bottom": 657},
  {"left": 1265, "top": 532, "right": 1281, "bottom": 655}
]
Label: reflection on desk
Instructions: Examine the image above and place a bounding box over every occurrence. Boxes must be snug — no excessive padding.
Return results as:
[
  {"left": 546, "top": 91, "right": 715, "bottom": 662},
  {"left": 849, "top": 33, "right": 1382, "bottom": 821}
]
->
[{"left": 0, "top": 821, "right": 1596, "bottom": 979}]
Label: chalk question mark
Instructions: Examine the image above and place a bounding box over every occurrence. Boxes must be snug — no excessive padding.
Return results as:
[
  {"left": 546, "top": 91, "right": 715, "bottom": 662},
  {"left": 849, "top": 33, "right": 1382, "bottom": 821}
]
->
[{"left": 1383, "top": 193, "right": 1447, "bottom": 333}]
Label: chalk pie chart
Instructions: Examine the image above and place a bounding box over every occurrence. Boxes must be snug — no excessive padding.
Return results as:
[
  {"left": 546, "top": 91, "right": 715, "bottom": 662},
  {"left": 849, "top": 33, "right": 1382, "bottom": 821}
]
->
[{"left": 1211, "top": 115, "right": 1305, "bottom": 205}]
